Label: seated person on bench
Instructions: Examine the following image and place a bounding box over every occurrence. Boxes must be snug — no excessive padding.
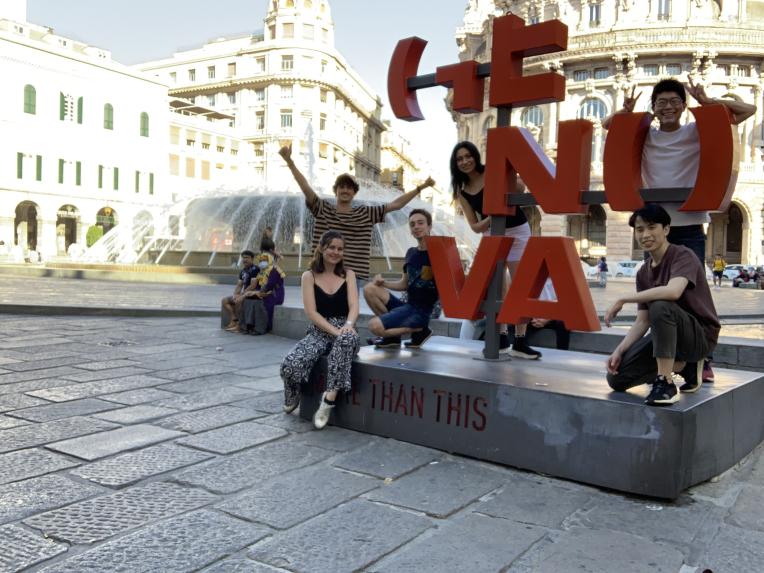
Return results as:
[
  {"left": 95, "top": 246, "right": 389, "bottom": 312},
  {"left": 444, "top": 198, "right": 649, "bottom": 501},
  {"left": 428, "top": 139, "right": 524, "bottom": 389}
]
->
[
  {"left": 240, "top": 241, "right": 285, "bottom": 335},
  {"left": 363, "top": 209, "right": 439, "bottom": 349}
]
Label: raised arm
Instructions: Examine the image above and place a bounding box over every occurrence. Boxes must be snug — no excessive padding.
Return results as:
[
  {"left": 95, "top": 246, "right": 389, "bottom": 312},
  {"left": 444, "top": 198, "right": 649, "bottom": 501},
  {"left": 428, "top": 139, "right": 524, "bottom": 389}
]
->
[
  {"left": 602, "top": 86, "right": 649, "bottom": 130},
  {"left": 687, "top": 77, "right": 756, "bottom": 125},
  {"left": 279, "top": 146, "right": 319, "bottom": 208},
  {"left": 384, "top": 176, "right": 435, "bottom": 215}
]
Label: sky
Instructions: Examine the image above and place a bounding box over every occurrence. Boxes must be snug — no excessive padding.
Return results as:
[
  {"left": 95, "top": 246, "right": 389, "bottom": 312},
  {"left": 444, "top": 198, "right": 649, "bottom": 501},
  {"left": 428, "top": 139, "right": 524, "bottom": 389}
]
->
[{"left": 26, "top": 0, "right": 470, "bottom": 191}]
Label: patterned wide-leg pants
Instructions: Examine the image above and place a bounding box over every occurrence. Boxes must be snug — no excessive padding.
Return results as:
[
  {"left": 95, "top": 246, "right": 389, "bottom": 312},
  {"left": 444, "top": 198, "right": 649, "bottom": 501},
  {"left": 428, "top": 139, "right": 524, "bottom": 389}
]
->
[{"left": 280, "top": 317, "right": 360, "bottom": 406}]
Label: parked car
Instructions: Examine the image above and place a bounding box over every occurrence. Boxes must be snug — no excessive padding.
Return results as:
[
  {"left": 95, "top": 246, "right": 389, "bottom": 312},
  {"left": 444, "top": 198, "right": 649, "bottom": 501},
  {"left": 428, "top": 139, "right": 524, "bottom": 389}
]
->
[
  {"left": 614, "top": 260, "right": 644, "bottom": 278},
  {"left": 722, "top": 264, "right": 746, "bottom": 281}
]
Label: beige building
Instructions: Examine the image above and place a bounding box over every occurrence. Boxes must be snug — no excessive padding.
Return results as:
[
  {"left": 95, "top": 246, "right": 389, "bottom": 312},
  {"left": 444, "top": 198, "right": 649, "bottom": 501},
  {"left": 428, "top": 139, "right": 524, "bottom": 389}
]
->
[
  {"left": 453, "top": 0, "right": 764, "bottom": 265},
  {"left": 137, "top": 0, "right": 385, "bottom": 191}
]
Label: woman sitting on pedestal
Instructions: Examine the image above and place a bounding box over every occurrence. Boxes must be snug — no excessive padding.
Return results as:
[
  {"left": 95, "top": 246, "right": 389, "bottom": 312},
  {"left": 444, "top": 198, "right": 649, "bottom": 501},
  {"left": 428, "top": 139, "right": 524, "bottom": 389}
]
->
[
  {"left": 240, "top": 238, "right": 285, "bottom": 335},
  {"left": 280, "top": 230, "right": 360, "bottom": 429}
]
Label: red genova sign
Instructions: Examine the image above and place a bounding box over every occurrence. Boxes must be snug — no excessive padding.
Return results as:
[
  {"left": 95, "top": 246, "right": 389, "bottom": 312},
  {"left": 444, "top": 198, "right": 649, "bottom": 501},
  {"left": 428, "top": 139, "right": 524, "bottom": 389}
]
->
[{"left": 387, "top": 14, "right": 738, "bottom": 331}]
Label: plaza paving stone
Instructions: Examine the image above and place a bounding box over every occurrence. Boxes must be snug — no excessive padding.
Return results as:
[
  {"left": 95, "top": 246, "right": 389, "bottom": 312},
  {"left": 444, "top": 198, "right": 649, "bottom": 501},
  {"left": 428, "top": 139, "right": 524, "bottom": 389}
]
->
[
  {"left": 217, "top": 464, "right": 380, "bottom": 529},
  {"left": 157, "top": 372, "right": 256, "bottom": 393},
  {"left": 200, "top": 560, "right": 289, "bottom": 573},
  {"left": 26, "top": 374, "right": 172, "bottom": 402},
  {"left": 0, "top": 448, "right": 80, "bottom": 485},
  {"left": 0, "top": 524, "right": 68, "bottom": 573},
  {"left": 176, "top": 421, "right": 287, "bottom": 454},
  {"left": 8, "top": 397, "right": 120, "bottom": 422},
  {"left": 99, "top": 387, "right": 178, "bottom": 405},
  {"left": 369, "top": 512, "right": 546, "bottom": 573},
  {"left": 249, "top": 499, "right": 433, "bottom": 573},
  {"left": 172, "top": 437, "right": 335, "bottom": 494},
  {"left": 332, "top": 438, "right": 443, "bottom": 479},
  {"left": 0, "top": 311, "right": 761, "bottom": 571},
  {"left": 0, "top": 414, "right": 28, "bottom": 430},
  {"left": 155, "top": 404, "right": 265, "bottom": 433},
  {"left": 92, "top": 404, "right": 178, "bottom": 424},
  {"left": 290, "top": 425, "right": 381, "bottom": 452},
  {"left": 0, "top": 393, "right": 48, "bottom": 413},
  {"left": 506, "top": 527, "right": 686, "bottom": 573},
  {"left": 59, "top": 365, "right": 151, "bottom": 382},
  {"left": 24, "top": 481, "right": 218, "bottom": 544},
  {"left": 365, "top": 460, "right": 507, "bottom": 518},
  {"left": 471, "top": 473, "right": 595, "bottom": 528},
  {"left": 70, "top": 443, "right": 214, "bottom": 487},
  {"left": 48, "top": 424, "right": 185, "bottom": 460},
  {"left": 0, "top": 474, "right": 102, "bottom": 524},
  {"left": 38, "top": 509, "right": 271, "bottom": 573},
  {"left": 0, "top": 416, "right": 117, "bottom": 453},
  {"left": 154, "top": 386, "right": 261, "bottom": 411}
]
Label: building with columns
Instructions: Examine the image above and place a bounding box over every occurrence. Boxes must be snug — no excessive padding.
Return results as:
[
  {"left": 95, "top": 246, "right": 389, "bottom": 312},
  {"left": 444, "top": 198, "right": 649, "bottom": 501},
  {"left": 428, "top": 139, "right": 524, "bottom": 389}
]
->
[
  {"left": 452, "top": 0, "right": 764, "bottom": 265},
  {"left": 137, "top": 0, "right": 385, "bottom": 191}
]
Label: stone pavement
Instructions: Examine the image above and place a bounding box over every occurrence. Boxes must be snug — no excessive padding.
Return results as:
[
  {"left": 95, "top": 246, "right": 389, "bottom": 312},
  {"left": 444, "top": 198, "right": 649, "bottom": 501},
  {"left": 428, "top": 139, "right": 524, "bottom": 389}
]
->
[{"left": 0, "top": 313, "right": 763, "bottom": 572}]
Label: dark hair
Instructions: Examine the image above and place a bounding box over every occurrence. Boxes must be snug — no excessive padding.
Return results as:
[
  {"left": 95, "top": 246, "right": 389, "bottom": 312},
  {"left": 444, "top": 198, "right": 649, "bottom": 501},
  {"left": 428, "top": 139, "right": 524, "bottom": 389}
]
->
[
  {"left": 333, "top": 173, "right": 359, "bottom": 194},
  {"left": 309, "top": 230, "right": 346, "bottom": 277},
  {"left": 240, "top": 250, "right": 255, "bottom": 258},
  {"left": 409, "top": 208, "right": 432, "bottom": 226},
  {"left": 260, "top": 236, "right": 275, "bottom": 253},
  {"left": 651, "top": 79, "right": 686, "bottom": 108},
  {"left": 449, "top": 141, "right": 485, "bottom": 201},
  {"left": 628, "top": 204, "right": 672, "bottom": 228}
]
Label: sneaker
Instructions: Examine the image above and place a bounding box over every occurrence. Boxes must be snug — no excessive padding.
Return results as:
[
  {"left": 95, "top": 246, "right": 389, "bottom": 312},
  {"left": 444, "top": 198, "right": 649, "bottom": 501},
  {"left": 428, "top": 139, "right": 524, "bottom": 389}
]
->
[
  {"left": 313, "top": 392, "right": 335, "bottom": 430},
  {"left": 224, "top": 322, "right": 240, "bottom": 333},
  {"left": 509, "top": 336, "right": 542, "bottom": 360},
  {"left": 702, "top": 360, "right": 715, "bottom": 383},
  {"left": 679, "top": 362, "right": 703, "bottom": 394},
  {"left": 371, "top": 336, "right": 401, "bottom": 349},
  {"left": 283, "top": 397, "right": 300, "bottom": 414},
  {"left": 499, "top": 333, "right": 511, "bottom": 353},
  {"left": 645, "top": 376, "right": 679, "bottom": 405},
  {"left": 405, "top": 327, "right": 432, "bottom": 349}
]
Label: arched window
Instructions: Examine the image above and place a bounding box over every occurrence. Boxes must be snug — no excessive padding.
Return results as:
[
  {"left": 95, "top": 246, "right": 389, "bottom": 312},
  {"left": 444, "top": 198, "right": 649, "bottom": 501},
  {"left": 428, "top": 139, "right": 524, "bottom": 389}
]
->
[
  {"left": 23, "top": 85, "right": 36, "bottom": 114},
  {"left": 140, "top": 112, "right": 149, "bottom": 137},
  {"left": 104, "top": 103, "right": 114, "bottom": 130},
  {"left": 577, "top": 98, "right": 607, "bottom": 120},
  {"left": 521, "top": 106, "right": 544, "bottom": 127}
]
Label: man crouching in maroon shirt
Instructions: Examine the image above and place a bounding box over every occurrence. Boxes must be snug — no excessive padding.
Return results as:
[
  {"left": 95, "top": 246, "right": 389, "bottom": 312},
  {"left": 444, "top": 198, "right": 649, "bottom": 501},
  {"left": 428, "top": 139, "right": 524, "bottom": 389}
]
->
[{"left": 604, "top": 204, "right": 720, "bottom": 406}]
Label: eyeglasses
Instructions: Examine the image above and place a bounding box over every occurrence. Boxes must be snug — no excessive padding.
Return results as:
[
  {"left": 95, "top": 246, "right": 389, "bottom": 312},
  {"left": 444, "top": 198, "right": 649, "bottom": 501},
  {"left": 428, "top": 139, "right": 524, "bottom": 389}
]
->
[{"left": 654, "top": 97, "right": 684, "bottom": 109}]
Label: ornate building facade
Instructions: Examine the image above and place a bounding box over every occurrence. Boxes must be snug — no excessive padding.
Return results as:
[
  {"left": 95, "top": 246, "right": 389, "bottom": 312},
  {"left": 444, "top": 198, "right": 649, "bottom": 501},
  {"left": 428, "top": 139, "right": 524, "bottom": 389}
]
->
[
  {"left": 138, "top": 0, "right": 385, "bottom": 191},
  {"left": 453, "top": 0, "right": 764, "bottom": 265}
]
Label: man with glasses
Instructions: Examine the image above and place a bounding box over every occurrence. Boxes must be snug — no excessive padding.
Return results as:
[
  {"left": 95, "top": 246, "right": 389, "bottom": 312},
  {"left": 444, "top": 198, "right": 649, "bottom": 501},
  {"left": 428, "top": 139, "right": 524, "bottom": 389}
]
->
[{"left": 604, "top": 77, "right": 755, "bottom": 384}]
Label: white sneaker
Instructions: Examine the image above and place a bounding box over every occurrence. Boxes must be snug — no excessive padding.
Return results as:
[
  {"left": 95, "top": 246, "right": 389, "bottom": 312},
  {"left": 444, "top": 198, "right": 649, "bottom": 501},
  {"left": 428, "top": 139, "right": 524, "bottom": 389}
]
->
[{"left": 313, "top": 393, "right": 335, "bottom": 430}]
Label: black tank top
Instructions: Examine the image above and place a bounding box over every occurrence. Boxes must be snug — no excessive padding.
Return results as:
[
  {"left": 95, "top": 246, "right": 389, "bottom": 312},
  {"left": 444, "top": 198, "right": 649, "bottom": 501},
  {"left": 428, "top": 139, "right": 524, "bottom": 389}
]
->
[
  {"left": 460, "top": 188, "right": 528, "bottom": 229},
  {"left": 314, "top": 281, "right": 349, "bottom": 319}
]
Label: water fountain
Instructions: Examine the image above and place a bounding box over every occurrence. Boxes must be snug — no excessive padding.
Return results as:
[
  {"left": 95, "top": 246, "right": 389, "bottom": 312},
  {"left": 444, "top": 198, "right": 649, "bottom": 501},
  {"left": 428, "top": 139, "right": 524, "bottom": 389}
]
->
[{"left": 77, "top": 180, "right": 479, "bottom": 274}]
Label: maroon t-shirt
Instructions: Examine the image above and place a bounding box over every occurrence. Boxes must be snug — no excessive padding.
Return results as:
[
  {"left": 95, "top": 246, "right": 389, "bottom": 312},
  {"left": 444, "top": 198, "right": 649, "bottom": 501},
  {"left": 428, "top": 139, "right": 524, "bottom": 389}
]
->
[{"left": 636, "top": 244, "right": 720, "bottom": 346}]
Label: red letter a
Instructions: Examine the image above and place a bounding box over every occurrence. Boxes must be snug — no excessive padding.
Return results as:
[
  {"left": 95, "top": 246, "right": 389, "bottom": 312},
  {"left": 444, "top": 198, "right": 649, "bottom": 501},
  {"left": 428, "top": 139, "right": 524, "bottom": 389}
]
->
[
  {"left": 426, "top": 236, "right": 512, "bottom": 320},
  {"left": 497, "top": 237, "right": 600, "bottom": 331}
]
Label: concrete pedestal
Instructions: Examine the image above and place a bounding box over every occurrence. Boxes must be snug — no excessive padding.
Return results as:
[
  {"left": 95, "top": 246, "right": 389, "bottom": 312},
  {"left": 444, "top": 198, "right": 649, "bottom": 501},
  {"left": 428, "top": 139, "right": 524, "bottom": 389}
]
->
[{"left": 299, "top": 337, "right": 764, "bottom": 499}]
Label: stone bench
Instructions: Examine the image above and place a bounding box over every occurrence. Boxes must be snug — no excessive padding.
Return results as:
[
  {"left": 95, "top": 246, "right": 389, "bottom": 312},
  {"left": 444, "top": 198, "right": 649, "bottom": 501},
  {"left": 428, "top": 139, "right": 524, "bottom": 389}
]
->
[{"left": 298, "top": 336, "right": 764, "bottom": 499}]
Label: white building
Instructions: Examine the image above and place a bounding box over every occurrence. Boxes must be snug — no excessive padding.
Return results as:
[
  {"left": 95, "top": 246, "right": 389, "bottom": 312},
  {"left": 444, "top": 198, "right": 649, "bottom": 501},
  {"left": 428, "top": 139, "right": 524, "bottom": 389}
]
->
[
  {"left": 453, "top": 0, "right": 764, "bottom": 265},
  {"left": 137, "top": 0, "right": 386, "bottom": 191},
  {"left": 0, "top": 0, "right": 171, "bottom": 260}
]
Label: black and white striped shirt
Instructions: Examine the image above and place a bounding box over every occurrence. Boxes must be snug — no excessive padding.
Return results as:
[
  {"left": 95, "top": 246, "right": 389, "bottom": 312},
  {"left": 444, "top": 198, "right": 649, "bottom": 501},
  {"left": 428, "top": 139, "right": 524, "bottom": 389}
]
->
[{"left": 309, "top": 198, "right": 385, "bottom": 280}]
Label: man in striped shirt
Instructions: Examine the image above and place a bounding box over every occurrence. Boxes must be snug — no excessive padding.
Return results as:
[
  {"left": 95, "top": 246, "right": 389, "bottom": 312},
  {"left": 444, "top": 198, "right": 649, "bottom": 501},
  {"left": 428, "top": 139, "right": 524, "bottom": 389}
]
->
[{"left": 279, "top": 145, "right": 435, "bottom": 281}]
